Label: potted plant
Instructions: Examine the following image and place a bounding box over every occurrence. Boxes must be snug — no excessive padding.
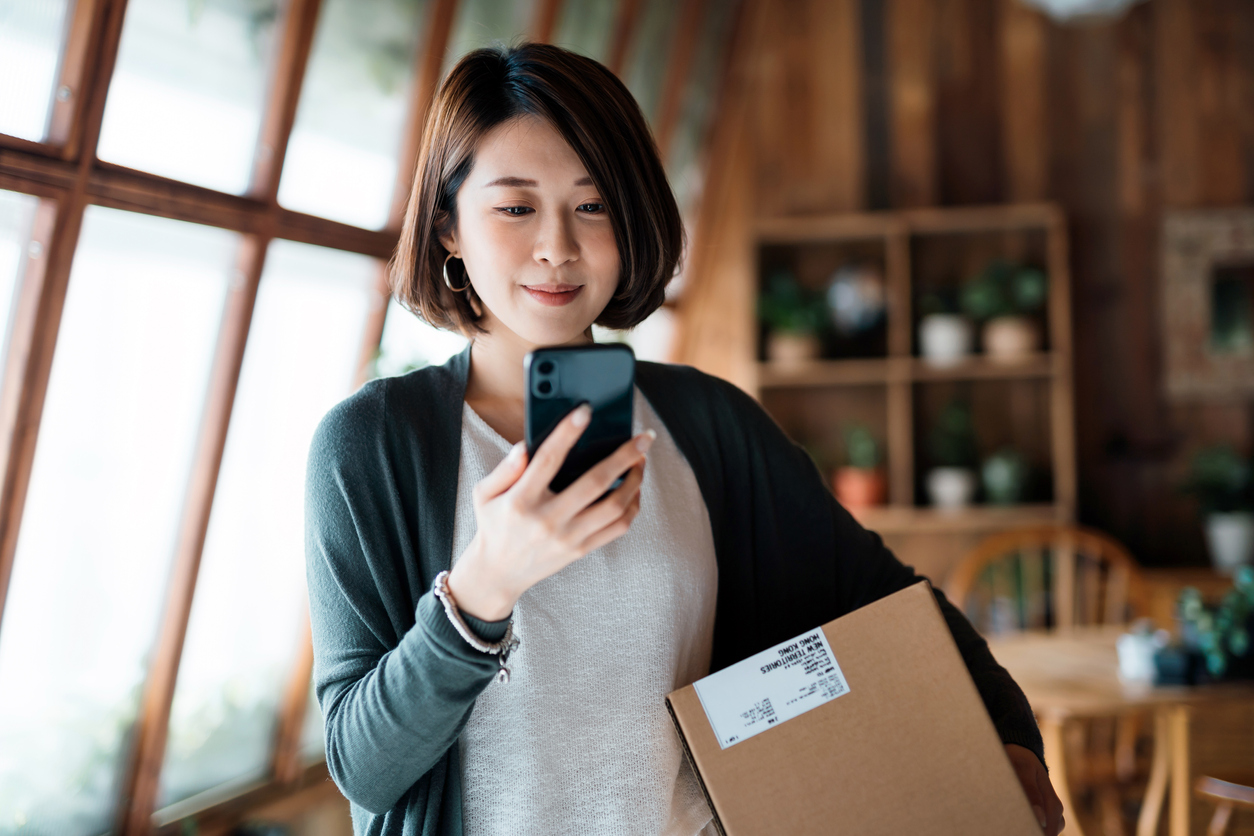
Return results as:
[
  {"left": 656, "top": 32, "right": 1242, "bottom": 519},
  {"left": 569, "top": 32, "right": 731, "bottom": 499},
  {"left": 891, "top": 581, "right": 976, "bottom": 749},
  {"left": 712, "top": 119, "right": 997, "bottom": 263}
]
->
[
  {"left": 959, "top": 261, "right": 1048, "bottom": 363},
  {"left": 1156, "top": 569, "right": 1254, "bottom": 683},
  {"left": 916, "top": 290, "right": 973, "bottom": 367},
  {"left": 758, "top": 269, "right": 826, "bottom": 365},
  {"left": 926, "top": 399, "right": 979, "bottom": 511},
  {"left": 981, "top": 447, "right": 1029, "bottom": 505},
  {"left": 1182, "top": 445, "right": 1254, "bottom": 575},
  {"left": 832, "top": 423, "right": 886, "bottom": 509}
]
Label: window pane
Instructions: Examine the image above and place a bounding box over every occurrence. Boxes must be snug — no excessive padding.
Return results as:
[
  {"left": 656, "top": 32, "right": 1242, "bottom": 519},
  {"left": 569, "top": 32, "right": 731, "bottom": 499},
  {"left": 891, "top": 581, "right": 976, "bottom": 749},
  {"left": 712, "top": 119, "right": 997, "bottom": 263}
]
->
[
  {"left": 159, "top": 241, "right": 375, "bottom": 806},
  {"left": 0, "top": 190, "right": 39, "bottom": 351},
  {"left": 622, "top": 0, "right": 682, "bottom": 126},
  {"left": 0, "top": 208, "right": 234, "bottom": 836},
  {"left": 442, "top": 0, "right": 537, "bottom": 76},
  {"left": 278, "top": 0, "right": 429, "bottom": 230},
  {"left": 551, "top": 0, "right": 616, "bottom": 62},
  {"left": 0, "top": 0, "right": 72, "bottom": 141},
  {"left": 373, "top": 298, "right": 467, "bottom": 379},
  {"left": 97, "top": 0, "right": 282, "bottom": 194}
]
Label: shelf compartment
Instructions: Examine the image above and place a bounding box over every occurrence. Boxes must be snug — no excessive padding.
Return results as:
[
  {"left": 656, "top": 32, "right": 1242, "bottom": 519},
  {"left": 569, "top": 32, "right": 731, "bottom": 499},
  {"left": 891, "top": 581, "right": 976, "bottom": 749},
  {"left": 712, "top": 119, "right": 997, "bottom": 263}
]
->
[{"left": 913, "top": 377, "right": 1055, "bottom": 507}]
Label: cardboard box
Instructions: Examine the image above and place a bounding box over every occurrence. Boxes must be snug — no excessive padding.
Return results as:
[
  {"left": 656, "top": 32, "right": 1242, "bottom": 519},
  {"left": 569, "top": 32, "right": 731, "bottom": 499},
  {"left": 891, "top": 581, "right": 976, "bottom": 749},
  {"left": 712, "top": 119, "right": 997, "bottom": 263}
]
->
[{"left": 666, "top": 581, "right": 1040, "bottom": 835}]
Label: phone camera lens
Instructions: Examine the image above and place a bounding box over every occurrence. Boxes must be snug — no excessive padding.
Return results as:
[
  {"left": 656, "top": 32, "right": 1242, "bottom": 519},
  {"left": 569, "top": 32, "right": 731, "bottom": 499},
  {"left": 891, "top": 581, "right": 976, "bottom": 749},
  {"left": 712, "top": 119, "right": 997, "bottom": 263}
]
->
[
  {"left": 537, "top": 380, "right": 553, "bottom": 395},
  {"left": 538, "top": 360, "right": 555, "bottom": 375}
]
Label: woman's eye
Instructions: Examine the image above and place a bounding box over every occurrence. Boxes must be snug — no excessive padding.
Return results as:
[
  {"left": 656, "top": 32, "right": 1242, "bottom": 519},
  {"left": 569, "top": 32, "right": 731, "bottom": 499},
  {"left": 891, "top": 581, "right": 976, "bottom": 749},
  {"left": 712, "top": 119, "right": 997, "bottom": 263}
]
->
[
  {"left": 499, "top": 206, "right": 532, "bottom": 216},
  {"left": 579, "top": 202, "right": 605, "bottom": 214}
]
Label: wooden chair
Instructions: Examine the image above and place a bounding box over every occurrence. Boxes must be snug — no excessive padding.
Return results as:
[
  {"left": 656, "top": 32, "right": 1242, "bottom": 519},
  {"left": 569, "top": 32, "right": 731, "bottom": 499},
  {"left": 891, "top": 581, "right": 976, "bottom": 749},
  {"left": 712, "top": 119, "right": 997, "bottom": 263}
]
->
[
  {"left": 944, "top": 525, "right": 1149, "bottom": 635},
  {"left": 945, "top": 525, "right": 1151, "bottom": 836},
  {"left": 1195, "top": 775, "right": 1254, "bottom": 836}
]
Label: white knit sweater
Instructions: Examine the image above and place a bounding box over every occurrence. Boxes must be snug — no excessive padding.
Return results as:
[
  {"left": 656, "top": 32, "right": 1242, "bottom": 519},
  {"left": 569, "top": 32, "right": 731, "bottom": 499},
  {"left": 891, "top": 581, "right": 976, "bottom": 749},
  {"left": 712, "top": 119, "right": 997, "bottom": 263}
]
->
[{"left": 449, "top": 388, "right": 719, "bottom": 836}]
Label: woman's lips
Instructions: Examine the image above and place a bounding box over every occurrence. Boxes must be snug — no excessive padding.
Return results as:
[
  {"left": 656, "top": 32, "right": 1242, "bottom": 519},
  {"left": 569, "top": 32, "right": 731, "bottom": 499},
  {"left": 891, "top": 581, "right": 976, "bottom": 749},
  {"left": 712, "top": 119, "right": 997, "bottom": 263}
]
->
[{"left": 523, "top": 284, "right": 584, "bottom": 307}]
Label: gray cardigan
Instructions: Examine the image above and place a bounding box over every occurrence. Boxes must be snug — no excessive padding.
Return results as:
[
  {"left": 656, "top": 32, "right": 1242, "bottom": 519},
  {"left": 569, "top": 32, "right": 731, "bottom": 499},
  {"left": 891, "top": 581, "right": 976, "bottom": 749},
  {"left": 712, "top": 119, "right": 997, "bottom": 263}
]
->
[{"left": 304, "top": 346, "right": 1044, "bottom": 836}]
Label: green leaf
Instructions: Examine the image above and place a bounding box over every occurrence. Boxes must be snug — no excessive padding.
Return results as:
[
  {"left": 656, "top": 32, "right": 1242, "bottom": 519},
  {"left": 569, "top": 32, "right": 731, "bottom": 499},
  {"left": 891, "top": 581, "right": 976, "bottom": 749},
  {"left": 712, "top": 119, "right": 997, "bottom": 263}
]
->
[
  {"left": 1229, "top": 627, "right": 1250, "bottom": 657},
  {"left": 1010, "top": 268, "right": 1048, "bottom": 311}
]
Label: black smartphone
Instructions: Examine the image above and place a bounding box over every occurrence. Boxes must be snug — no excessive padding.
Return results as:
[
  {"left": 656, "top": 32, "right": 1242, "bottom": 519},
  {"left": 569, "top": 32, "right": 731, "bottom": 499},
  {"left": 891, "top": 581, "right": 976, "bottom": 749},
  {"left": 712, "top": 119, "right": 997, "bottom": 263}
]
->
[{"left": 524, "top": 343, "right": 636, "bottom": 494}]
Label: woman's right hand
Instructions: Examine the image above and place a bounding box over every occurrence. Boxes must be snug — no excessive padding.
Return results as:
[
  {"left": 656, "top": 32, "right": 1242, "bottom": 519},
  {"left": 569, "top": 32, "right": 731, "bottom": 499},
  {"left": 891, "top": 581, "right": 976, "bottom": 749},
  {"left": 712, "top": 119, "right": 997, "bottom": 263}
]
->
[{"left": 445, "top": 403, "right": 653, "bottom": 621}]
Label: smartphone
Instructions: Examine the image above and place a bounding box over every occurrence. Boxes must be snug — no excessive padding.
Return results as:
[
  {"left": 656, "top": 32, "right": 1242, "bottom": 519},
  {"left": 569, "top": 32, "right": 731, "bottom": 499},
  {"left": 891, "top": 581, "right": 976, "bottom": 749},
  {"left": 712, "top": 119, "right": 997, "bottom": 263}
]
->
[{"left": 524, "top": 343, "right": 636, "bottom": 494}]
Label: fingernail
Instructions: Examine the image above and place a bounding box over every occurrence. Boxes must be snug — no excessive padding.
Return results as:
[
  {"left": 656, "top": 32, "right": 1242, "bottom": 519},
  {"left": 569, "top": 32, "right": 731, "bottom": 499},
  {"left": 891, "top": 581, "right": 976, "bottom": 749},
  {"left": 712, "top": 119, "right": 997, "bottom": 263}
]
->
[
  {"left": 571, "top": 404, "right": 591, "bottom": 427},
  {"left": 636, "top": 429, "right": 656, "bottom": 452},
  {"left": 507, "top": 442, "right": 525, "bottom": 462}
]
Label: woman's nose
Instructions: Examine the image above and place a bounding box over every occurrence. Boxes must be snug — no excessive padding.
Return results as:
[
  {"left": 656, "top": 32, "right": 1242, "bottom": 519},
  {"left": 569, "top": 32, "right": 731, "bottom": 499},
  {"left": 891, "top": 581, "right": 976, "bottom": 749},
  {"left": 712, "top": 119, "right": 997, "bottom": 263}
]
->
[{"left": 533, "top": 211, "right": 579, "bottom": 267}]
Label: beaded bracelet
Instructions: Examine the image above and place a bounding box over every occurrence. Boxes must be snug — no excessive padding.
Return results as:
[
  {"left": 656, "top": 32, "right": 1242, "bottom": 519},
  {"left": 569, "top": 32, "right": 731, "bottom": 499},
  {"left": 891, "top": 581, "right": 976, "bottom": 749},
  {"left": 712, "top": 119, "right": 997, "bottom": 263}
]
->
[{"left": 432, "top": 570, "right": 519, "bottom": 684}]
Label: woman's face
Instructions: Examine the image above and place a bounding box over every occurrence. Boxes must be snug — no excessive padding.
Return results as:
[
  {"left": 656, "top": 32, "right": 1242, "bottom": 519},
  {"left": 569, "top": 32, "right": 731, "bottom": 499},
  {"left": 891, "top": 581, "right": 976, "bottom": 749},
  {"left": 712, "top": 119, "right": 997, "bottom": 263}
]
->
[{"left": 439, "top": 115, "right": 620, "bottom": 348}]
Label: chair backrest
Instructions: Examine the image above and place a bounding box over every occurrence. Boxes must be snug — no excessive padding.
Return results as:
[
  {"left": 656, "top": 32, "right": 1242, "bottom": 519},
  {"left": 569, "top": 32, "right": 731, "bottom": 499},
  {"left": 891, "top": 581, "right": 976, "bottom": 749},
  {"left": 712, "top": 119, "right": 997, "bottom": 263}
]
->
[{"left": 943, "top": 525, "right": 1149, "bottom": 635}]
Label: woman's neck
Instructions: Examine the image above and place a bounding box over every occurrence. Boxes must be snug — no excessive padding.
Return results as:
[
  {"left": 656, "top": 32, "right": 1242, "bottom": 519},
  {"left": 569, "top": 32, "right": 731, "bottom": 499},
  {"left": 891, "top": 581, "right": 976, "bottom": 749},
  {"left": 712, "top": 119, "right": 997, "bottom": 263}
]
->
[{"left": 463, "top": 321, "right": 593, "bottom": 444}]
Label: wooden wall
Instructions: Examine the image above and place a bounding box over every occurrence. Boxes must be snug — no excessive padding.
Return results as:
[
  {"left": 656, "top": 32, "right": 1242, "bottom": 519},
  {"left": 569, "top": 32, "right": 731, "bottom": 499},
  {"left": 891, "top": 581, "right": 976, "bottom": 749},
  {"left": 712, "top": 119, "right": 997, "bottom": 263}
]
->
[{"left": 679, "top": 0, "right": 1254, "bottom": 568}]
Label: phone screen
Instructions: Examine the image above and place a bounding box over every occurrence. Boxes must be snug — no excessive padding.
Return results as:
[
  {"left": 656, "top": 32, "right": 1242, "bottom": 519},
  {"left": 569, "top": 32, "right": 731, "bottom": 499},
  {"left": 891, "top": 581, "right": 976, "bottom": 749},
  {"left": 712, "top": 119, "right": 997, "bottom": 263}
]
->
[{"left": 524, "top": 344, "right": 635, "bottom": 493}]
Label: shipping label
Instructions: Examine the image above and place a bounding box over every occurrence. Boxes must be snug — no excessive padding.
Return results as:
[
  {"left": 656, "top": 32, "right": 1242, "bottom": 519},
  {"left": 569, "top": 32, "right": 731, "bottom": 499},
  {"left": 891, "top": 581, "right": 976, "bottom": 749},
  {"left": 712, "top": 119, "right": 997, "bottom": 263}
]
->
[{"left": 692, "top": 627, "right": 850, "bottom": 749}]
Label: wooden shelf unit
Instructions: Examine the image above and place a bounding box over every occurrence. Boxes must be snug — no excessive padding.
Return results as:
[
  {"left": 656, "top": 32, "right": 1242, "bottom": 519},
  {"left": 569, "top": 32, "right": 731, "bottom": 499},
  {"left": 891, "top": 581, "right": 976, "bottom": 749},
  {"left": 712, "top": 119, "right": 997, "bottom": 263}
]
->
[{"left": 752, "top": 203, "right": 1076, "bottom": 579}]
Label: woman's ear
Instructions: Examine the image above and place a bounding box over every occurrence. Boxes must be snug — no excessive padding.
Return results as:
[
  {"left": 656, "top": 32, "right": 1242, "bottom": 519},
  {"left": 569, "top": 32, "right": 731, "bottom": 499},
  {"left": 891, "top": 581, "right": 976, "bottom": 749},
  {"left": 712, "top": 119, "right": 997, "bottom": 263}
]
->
[{"left": 437, "top": 229, "right": 459, "bottom": 257}]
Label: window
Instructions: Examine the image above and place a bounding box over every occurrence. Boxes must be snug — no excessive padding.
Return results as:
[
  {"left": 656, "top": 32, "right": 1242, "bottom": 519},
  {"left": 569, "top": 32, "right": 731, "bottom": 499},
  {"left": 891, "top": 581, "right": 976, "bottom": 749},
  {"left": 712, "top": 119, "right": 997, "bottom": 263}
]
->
[
  {"left": 159, "top": 241, "right": 376, "bottom": 806},
  {"left": 0, "top": 208, "right": 235, "bottom": 834},
  {"left": 0, "top": 0, "right": 740, "bottom": 828}
]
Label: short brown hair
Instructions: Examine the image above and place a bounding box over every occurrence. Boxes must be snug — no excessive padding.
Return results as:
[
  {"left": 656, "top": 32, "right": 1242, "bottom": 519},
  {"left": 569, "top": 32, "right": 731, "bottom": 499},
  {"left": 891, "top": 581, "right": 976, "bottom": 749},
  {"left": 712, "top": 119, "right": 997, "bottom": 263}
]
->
[{"left": 390, "top": 42, "right": 684, "bottom": 334}]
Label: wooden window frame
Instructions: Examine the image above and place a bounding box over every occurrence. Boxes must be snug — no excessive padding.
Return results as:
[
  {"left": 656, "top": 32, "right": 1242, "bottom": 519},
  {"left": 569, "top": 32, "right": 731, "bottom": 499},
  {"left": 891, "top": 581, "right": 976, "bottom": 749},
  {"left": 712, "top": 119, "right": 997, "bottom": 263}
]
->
[{"left": 0, "top": 0, "right": 739, "bottom": 831}]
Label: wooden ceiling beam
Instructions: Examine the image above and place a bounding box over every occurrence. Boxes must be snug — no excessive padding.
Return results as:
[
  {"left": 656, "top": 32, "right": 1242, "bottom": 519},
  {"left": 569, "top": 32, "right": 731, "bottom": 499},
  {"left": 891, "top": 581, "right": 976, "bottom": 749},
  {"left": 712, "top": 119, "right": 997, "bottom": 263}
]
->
[
  {"left": 653, "top": 0, "right": 707, "bottom": 161},
  {"left": 388, "top": 0, "right": 461, "bottom": 232},
  {"left": 606, "top": 0, "right": 644, "bottom": 78},
  {"left": 530, "top": 0, "right": 565, "bottom": 44},
  {"left": 671, "top": 0, "right": 764, "bottom": 382}
]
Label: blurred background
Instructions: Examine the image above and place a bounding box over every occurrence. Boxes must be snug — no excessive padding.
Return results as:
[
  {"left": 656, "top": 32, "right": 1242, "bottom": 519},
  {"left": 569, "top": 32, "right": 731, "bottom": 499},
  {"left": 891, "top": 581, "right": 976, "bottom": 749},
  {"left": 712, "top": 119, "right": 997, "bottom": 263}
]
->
[{"left": 2, "top": 0, "right": 1254, "bottom": 834}]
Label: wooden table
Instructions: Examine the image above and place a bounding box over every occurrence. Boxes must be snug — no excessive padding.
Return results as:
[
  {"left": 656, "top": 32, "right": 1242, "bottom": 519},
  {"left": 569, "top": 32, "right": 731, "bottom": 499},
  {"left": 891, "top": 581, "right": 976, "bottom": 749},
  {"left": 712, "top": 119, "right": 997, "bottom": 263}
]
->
[{"left": 988, "top": 627, "right": 1254, "bottom": 836}]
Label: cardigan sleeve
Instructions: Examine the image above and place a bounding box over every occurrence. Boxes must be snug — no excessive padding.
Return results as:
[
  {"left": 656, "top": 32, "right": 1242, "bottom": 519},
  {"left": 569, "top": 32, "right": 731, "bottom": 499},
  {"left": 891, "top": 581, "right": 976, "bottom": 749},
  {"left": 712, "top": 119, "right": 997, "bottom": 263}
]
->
[
  {"left": 304, "top": 385, "right": 509, "bottom": 815},
  {"left": 709, "top": 374, "right": 1047, "bottom": 768}
]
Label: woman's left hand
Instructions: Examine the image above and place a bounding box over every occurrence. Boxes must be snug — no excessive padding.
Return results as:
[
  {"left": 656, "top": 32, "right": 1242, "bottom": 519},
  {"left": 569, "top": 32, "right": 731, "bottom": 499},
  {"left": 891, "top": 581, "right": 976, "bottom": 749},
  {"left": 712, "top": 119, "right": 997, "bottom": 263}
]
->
[{"left": 1005, "top": 743, "right": 1064, "bottom": 835}]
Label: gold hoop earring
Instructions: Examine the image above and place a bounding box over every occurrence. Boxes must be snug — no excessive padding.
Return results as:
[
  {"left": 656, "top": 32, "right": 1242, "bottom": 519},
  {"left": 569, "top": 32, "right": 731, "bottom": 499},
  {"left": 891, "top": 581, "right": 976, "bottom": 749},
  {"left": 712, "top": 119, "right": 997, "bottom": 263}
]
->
[{"left": 443, "top": 253, "right": 471, "bottom": 292}]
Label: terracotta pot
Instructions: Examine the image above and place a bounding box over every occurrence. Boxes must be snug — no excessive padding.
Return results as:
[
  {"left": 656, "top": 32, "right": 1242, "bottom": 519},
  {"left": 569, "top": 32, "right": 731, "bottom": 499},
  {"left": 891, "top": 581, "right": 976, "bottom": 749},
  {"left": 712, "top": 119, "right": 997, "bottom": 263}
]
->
[
  {"left": 982, "top": 315, "right": 1040, "bottom": 362},
  {"left": 926, "top": 467, "right": 977, "bottom": 511},
  {"left": 832, "top": 466, "right": 887, "bottom": 509},
  {"left": 766, "top": 331, "right": 821, "bottom": 365},
  {"left": 918, "top": 314, "right": 974, "bottom": 366}
]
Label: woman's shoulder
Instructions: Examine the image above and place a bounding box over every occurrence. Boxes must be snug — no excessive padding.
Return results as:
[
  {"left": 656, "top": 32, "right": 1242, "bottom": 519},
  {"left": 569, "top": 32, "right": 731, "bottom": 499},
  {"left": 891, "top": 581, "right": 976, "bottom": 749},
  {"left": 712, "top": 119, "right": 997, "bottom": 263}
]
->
[
  {"left": 636, "top": 360, "right": 769, "bottom": 423},
  {"left": 309, "top": 357, "right": 466, "bottom": 468}
]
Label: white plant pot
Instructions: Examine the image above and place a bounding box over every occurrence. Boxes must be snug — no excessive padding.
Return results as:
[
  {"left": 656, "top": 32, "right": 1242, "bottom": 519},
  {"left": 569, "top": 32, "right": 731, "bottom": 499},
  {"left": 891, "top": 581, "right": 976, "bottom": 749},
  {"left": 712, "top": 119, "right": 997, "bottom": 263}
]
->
[
  {"left": 982, "top": 315, "right": 1041, "bottom": 363},
  {"left": 766, "top": 331, "right": 821, "bottom": 366},
  {"left": 1205, "top": 512, "right": 1254, "bottom": 575},
  {"left": 926, "top": 467, "right": 977, "bottom": 511},
  {"left": 919, "top": 314, "right": 974, "bottom": 367}
]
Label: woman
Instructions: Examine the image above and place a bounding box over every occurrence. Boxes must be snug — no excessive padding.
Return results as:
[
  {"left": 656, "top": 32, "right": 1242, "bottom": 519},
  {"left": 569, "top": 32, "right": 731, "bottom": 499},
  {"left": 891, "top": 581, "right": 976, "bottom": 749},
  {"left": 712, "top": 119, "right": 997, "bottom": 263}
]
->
[{"left": 305, "top": 42, "right": 1063, "bottom": 836}]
